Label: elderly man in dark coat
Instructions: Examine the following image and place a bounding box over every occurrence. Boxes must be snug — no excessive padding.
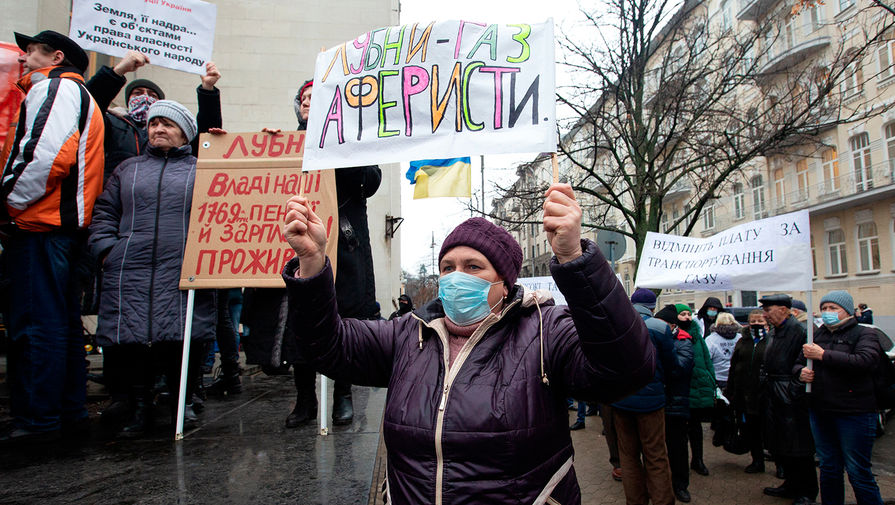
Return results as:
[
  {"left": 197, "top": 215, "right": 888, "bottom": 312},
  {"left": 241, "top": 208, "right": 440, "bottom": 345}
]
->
[{"left": 759, "top": 294, "right": 817, "bottom": 505}]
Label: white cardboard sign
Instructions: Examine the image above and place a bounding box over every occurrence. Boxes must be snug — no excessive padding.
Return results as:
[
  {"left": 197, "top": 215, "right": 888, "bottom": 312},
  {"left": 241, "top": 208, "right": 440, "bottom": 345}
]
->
[{"left": 303, "top": 19, "right": 557, "bottom": 170}]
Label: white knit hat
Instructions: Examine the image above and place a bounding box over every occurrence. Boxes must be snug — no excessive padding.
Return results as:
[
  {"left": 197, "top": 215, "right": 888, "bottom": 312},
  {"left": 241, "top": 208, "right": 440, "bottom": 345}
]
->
[{"left": 147, "top": 100, "right": 198, "bottom": 141}]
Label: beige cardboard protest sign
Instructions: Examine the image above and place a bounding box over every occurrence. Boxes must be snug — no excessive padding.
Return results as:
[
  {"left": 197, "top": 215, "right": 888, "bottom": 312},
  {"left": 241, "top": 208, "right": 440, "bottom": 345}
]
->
[{"left": 179, "top": 131, "right": 338, "bottom": 289}]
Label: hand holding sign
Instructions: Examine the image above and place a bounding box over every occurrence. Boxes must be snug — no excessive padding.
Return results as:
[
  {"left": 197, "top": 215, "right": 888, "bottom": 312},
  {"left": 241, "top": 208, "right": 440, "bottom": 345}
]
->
[
  {"left": 284, "top": 196, "right": 327, "bottom": 278},
  {"left": 543, "top": 183, "right": 582, "bottom": 264}
]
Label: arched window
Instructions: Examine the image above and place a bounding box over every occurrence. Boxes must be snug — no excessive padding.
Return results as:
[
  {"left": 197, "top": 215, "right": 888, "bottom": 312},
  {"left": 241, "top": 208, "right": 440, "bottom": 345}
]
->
[
  {"left": 751, "top": 175, "right": 766, "bottom": 219},
  {"left": 733, "top": 183, "right": 745, "bottom": 220},
  {"left": 851, "top": 133, "right": 873, "bottom": 192},
  {"left": 827, "top": 228, "right": 847, "bottom": 275},
  {"left": 857, "top": 222, "right": 880, "bottom": 272},
  {"left": 822, "top": 147, "right": 839, "bottom": 193}
]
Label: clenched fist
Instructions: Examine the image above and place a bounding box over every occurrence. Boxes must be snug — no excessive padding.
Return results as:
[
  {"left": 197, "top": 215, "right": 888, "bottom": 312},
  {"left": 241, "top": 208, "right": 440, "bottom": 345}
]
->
[{"left": 283, "top": 196, "right": 327, "bottom": 277}]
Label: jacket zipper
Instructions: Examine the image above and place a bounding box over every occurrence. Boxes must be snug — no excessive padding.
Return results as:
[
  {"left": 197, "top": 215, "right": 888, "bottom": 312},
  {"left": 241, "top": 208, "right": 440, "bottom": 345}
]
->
[
  {"left": 146, "top": 153, "right": 169, "bottom": 345},
  {"left": 413, "top": 298, "right": 522, "bottom": 505}
]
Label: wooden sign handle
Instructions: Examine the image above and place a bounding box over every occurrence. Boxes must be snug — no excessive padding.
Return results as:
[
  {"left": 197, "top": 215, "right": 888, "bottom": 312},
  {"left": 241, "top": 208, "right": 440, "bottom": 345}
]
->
[{"left": 551, "top": 153, "right": 559, "bottom": 184}]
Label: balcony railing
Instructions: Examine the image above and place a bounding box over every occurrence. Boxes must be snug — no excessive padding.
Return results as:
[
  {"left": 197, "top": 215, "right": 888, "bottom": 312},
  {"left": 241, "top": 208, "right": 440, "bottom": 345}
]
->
[
  {"left": 759, "top": 35, "right": 831, "bottom": 74},
  {"left": 703, "top": 158, "right": 894, "bottom": 232},
  {"left": 737, "top": 0, "right": 777, "bottom": 21}
]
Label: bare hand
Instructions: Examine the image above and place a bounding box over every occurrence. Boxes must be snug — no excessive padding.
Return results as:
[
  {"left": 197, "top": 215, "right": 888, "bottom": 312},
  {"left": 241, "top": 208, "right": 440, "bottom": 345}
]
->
[
  {"left": 802, "top": 343, "right": 824, "bottom": 361},
  {"left": 113, "top": 51, "right": 149, "bottom": 76},
  {"left": 543, "top": 183, "right": 582, "bottom": 263},
  {"left": 283, "top": 196, "right": 327, "bottom": 277},
  {"left": 207, "top": 127, "right": 227, "bottom": 135},
  {"left": 201, "top": 62, "right": 221, "bottom": 90},
  {"left": 799, "top": 367, "right": 814, "bottom": 383},
  {"left": 262, "top": 127, "right": 282, "bottom": 134}
]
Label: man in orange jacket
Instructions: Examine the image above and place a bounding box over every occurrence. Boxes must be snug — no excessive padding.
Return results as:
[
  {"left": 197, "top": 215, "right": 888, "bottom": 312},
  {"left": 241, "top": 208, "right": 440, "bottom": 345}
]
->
[{"left": 0, "top": 30, "right": 104, "bottom": 445}]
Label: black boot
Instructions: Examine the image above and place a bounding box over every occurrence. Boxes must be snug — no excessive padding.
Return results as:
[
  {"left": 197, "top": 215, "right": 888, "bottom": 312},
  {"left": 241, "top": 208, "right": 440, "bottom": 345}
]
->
[
  {"left": 286, "top": 368, "right": 318, "bottom": 428},
  {"left": 285, "top": 393, "right": 318, "bottom": 428},
  {"left": 207, "top": 369, "right": 242, "bottom": 396},
  {"left": 332, "top": 382, "right": 353, "bottom": 426},
  {"left": 690, "top": 458, "right": 709, "bottom": 476},
  {"left": 100, "top": 395, "right": 131, "bottom": 428},
  {"left": 118, "top": 398, "right": 151, "bottom": 438}
]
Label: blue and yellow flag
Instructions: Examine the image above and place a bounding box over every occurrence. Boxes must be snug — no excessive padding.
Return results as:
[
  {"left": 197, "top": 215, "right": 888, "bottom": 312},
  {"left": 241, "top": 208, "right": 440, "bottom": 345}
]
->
[{"left": 405, "top": 157, "right": 472, "bottom": 199}]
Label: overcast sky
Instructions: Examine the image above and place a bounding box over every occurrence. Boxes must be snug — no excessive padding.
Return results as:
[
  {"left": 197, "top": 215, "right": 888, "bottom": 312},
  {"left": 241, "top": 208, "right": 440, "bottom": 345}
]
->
[{"left": 395, "top": 0, "right": 586, "bottom": 275}]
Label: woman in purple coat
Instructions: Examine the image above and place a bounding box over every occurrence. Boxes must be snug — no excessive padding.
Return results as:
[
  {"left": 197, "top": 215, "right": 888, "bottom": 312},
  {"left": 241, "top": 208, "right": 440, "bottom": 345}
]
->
[{"left": 281, "top": 184, "right": 655, "bottom": 504}]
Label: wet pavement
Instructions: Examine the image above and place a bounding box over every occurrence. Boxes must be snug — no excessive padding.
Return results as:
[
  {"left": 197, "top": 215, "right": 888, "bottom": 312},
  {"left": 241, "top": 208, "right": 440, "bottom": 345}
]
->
[
  {"left": 4, "top": 360, "right": 895, "bottom": 504},
  {"left": 0, "top": 371, "right": 386, "bottom": 505}
]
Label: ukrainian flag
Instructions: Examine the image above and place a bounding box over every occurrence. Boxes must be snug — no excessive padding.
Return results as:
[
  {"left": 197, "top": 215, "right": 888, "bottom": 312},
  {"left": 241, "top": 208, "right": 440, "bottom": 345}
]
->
[{"left": 406, "top": 157, "right": 472, "bottom": 199}]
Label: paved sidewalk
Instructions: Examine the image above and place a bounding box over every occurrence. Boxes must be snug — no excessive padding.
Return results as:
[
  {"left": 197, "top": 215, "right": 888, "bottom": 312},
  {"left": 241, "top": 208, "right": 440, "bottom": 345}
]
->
[{"left": 570, "top": 411, "right": 895, "bottom": 504}]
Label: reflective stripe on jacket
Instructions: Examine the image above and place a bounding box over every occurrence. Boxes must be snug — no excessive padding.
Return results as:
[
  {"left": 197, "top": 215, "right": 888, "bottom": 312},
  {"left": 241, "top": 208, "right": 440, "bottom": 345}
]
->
[{"left": 2, "top": 66, "right": 103, "bottom": 231}]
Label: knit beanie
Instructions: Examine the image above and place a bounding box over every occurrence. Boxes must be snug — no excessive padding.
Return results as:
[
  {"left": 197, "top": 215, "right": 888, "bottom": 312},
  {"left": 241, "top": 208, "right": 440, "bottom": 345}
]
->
[
  {"left": 148, "top": 100, "right": 198, "bottom": 142},
  {"left": 675, "top": 303, "right": 692, "bottom": 315},
  {"left": 125, "top": 78, "right": 165, "bottom": 101},
  {"left": 791, "top": 299, "right": 808, "bottom": 312},
  {"left": 820, "top": 290, "right": 855, "bottom": 316},
  {"left": 439, "top": 217, "right": 523, "bottom": 286},
  {"left": 630, "top": 288, "right": 657, "bottom": 310},
  {"left": 654, "top": 305, "right": 680, "bottom": 326}
]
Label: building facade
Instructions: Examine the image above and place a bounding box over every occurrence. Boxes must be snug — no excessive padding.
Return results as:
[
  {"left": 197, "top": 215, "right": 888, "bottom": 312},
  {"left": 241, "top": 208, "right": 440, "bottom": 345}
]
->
[{"left": 499, "top": 0, "right": 895, "bottom": 334}]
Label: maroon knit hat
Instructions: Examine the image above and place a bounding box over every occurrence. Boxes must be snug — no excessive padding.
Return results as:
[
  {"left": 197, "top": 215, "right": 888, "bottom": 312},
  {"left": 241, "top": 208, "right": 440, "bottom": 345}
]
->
[{"left": 439, "top": 217, "right": 523, "bottom": 286}]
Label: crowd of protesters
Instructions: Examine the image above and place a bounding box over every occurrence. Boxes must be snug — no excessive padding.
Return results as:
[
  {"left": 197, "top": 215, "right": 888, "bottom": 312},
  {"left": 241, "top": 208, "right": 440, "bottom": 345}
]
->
[
  {"left": 0, "top": 31, "right": 386, "bottom": 442},
  {"left": 0, "top": 28, "right": 892, "bottom": 505},
  {"left": 578, "top": 289, "right": 889, "bottom": 505}
]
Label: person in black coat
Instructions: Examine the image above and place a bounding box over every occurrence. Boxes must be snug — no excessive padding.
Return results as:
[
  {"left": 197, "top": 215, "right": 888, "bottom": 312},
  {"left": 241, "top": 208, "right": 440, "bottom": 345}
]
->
[
  {"left": 389, "top": 294, "right": 413, "bottom": 320},
  {"left": 795, "top": 291, "right": 884, "bottom": 505},
  {"left": 654, "top": 304, "right": 696, "bottom": 502},
  {"left": 726, "top": 309, "right": 769, "bottom": 473},
  {"left": 242, "top": 79, "right": 381, "bottom": 428},
  {"left": 759, "top": 294, "right": 817, "bottom": 505}
]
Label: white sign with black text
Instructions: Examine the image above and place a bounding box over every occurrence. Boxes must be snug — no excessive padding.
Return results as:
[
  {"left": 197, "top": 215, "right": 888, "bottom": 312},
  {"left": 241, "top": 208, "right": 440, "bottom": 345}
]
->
[
  {"left": 69, "top": 0, "right": 216, "bottom": 75},
  {"left": 634, "top": 210, "right": 811, "bottom": 291}
]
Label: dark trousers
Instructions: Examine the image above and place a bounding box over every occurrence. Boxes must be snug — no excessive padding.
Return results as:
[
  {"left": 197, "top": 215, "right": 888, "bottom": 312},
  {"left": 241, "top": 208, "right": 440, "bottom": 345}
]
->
[
  {"left": 215, "top": 289, "right": 240, "bottom": 372},
  {"left": 116, "top": 341, "right": 202, "bottom": 402},
  {"left": 615, "top": 408, "right": 674, "bottom": 505},
  {"left": 810, "top": 410, "right": 883, "bottom": 505},
  {"left": 687, "top": 407, "right": 712, "bottom": 463},
  {"left": 292, "top": 367, "right": 351, "bottom": 401},
  {"left": 4, "top": 231, "right": 86, "bottom": 432},
  {"left": 600, "top": 403, "right": 620, "bottom": 469},
  {"left": 744, "top": 412, "right": 764, "bottom": 465},
  {"left": 779, "top": 454, "right": 819, "bottom": 500},
  {"left": 665, "top": 414, "right": 690, "bottom": 490}
]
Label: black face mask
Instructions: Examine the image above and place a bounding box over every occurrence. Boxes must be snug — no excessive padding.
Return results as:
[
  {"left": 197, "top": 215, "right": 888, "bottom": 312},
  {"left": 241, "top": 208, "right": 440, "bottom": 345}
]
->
[
  {"left": 750, "top": 324, "right": 764, "bottom": 329},
  {"left": 399, "top": 302, "right": 410, "bottom": 311}
]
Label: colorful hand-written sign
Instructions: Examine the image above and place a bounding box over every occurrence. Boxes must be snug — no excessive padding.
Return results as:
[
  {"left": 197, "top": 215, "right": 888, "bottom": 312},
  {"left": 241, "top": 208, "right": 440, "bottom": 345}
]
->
[
  {"left": 303, "top": 19, "right": 556, "bottom": 170},
  {"left": 69, "top": 0, "right": 216, "bottom": 75},
  {"left": 179, "top": 132, "right": 338, "bottom": 289},
  {"left": 634, "top": 210, "right": 811, "bottom": 291}
]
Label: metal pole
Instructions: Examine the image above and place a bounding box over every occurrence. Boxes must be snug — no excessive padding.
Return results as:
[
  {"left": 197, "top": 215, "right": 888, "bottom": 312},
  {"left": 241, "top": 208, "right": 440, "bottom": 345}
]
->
[
  {"left": 480, "top": 155, "right": 485, "bottom": 215},
  {"left": 175, "top": 289, "right": 195, "bottom": 440},
  {"left": 806, "top": 289, "right": 814, "bottom": 393},
  {"left": 319, "top": 374, "right": 329, "bottom": 435}
]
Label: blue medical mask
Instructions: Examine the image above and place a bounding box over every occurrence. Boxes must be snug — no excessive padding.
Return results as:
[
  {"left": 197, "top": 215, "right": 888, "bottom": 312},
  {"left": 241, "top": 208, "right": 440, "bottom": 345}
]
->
[
  {"left": 821, "top": 311, "right": 841, "bottom": 326},
  {"left": 706, "top": 309, "right": 718, "bottom": 318},
  {"left": 438, "top": 271, "right": 502, "bottom": 326}
]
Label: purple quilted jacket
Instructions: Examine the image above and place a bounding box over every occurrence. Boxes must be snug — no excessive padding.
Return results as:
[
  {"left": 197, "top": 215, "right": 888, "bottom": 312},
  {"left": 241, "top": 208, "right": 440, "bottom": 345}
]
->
[{"left": 283, "top": 239, "right": 654, "bottom": 505}]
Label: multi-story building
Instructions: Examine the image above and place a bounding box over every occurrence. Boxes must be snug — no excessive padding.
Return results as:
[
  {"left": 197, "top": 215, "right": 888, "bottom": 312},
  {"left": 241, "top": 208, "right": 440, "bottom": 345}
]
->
[
  {"left": 502, "top": 0, "right": 895, "bottom": 333},
  {"left": 3, "top": 0, "right": 404, "bottom": 311}
]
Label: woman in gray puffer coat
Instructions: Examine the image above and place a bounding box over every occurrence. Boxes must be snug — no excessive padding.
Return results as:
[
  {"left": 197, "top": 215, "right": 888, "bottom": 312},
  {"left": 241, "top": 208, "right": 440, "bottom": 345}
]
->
[{"left": 89, "top": 100, "right": 215, "bottom": 436}]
